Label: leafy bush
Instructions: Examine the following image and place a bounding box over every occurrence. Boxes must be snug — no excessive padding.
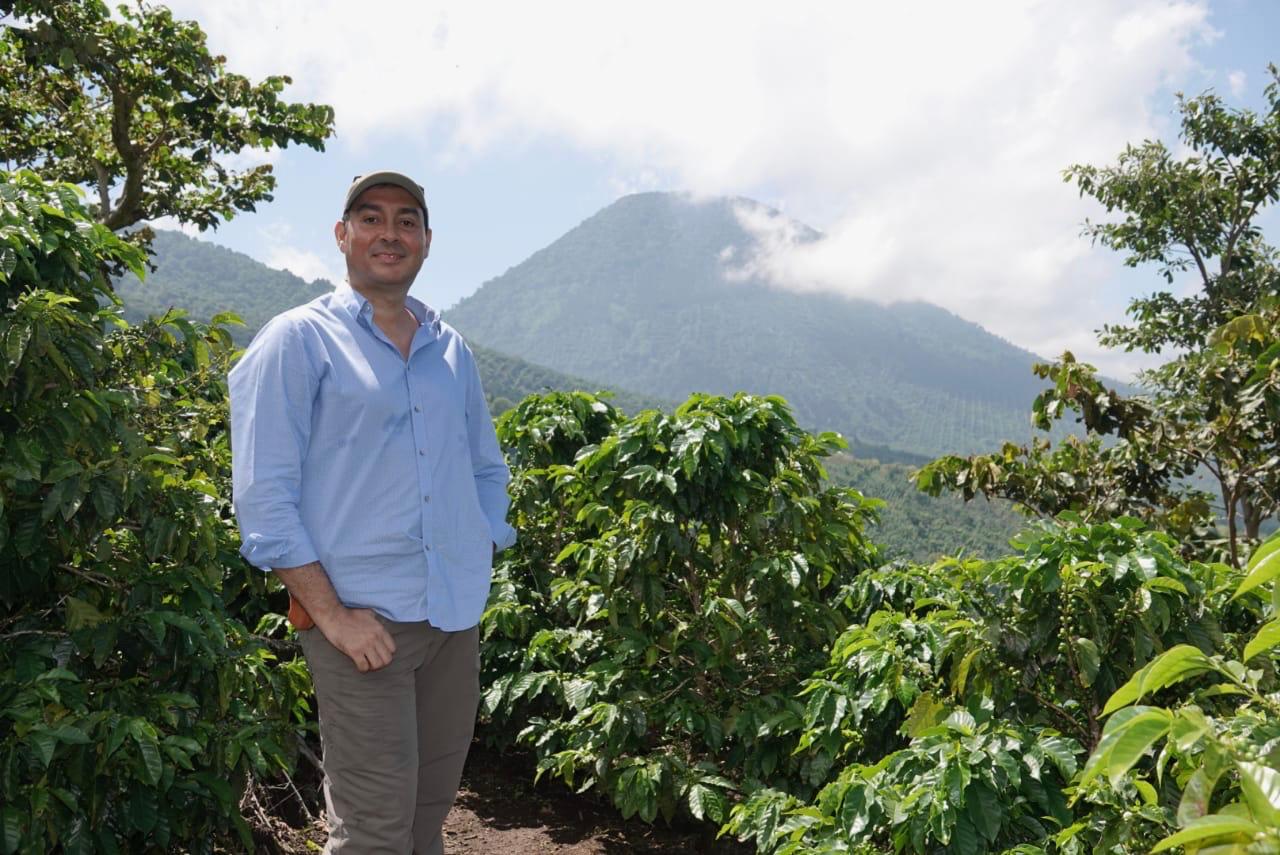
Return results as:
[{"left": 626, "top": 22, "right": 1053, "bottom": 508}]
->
[
  {"left": 479, "top": 390, "right": 882, "bottom": 824},
  {"left": 722, "top": 516, "right": 1261, "bottom": 853},
  {"left": 0, "top": 171, "right": 307, "bottom": 853}
]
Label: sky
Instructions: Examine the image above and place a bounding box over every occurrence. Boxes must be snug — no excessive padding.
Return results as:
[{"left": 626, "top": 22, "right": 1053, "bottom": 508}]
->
[{"left": 159, "top": 0, "right": 1280, "bottom": 380}]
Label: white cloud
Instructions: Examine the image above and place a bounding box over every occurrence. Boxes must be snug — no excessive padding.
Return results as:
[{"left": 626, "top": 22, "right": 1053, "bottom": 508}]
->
[
  {"left": 168, "top": 0, "right": 1219, "bottom": 380},
  {"left": 265, "top": 244, "right": 344, "bottom": 287},
  {"left": 1228, "top": 69, "right": 1247, "bottom": 97},
  {"left": 148, "top": 217, "right": 201, "bottom": 237}
]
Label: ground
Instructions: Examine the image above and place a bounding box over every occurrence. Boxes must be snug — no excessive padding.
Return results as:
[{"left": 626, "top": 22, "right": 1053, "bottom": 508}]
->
[
  {"left": 441, "top": 744, "right": 753, "bottom": 854},
  {"left": 262, "top": 742, "right": 754, "bottom": 854}
]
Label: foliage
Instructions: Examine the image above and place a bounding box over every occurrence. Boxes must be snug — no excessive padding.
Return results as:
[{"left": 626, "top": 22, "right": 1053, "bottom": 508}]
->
[
  {"left": 917, "top": 67, "right": 1280, "bottom": 568},
  {"left": 0, "top": 0, "right": 334, "bottom": 233},
  {"left": 479, "top": 390, "right": 881, "bottom": 825},
  {"left": 721, "top": 516, "right": 1255, "bottom": 854},
  {"left": 1074, "top": 530, "right": 1280, "bottom": 854},
  {"left": 0, "top": 171, "right": 308, "bottom": 853}
]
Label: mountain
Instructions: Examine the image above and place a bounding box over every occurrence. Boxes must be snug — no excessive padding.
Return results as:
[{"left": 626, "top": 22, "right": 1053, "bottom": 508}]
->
[
  {"left": 446, "top": 192, "right": 1057, "bottom": 457},
  {"left": 116, "top": 229, "right": 332, "bottom": 344}
]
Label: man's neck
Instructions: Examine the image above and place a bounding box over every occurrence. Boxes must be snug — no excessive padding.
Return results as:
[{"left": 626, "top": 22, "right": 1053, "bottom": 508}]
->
[{"left": 350, "top": 282, "right": 411, "bottom": 319}]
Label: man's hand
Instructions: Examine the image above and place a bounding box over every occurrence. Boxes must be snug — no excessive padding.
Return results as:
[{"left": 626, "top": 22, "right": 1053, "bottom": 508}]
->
[
  {"left": 316, "top": 606, "right": 397, "bottom": 673},
  {"left": 273, "top": 561, "right": 396, "bottom": 672}
]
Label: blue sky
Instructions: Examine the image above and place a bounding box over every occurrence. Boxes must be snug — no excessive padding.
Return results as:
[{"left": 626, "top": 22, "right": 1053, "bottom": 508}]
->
[{"left": 161, "top": 1, "right": 1279, "bottom": 379}]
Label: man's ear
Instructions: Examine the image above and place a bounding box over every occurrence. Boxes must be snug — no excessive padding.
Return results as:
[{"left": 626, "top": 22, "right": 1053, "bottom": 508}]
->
[
  {"left": 424, "top": 227, "right": 433, "bottom": 258},
  {"left": 334, "top": 220, "right": 347, "bottom": 251}
]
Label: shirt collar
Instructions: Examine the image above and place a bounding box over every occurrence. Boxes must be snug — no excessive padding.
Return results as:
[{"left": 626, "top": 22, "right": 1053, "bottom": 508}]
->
[{"left": 333, "top": 285, "right": 443, "bottom": 341}]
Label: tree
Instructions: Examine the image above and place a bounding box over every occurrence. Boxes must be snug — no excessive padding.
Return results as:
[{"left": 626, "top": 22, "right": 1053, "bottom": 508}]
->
[
  {"left": 0, "top": 170, "right": 311, "bottom": 853},
  {"left": 917, "top": 66, "right": 1280, "bottom": 567},
  {"left": 0, "top": 0, "right": 334, "bottom": 233}
]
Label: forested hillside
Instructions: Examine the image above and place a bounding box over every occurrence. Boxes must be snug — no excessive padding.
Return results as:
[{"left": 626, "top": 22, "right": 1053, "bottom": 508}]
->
[
  {"left": 447, "top": 192, "right": 1069, "bottom": 457},
  {"left": 115, "top": 229, "right": 333, "bottom": 342},
  {"left": 824, "top": 454, "right": 1023, "bottom": 561}
]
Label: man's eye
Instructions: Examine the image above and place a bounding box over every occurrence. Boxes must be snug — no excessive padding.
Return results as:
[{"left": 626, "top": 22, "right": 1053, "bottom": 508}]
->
[{"left": 401, "top": 219, "right": 417, "bottom": 228}]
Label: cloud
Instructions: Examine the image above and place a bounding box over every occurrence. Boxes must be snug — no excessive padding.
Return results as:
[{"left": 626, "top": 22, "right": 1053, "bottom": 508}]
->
[
  {"left": 168, "top": 0, "right": 1219, "bottom": 379},
  {"left": 265, "top": 245, "right": 343, "bottom": 287},
  {"left": 147, "top": 216, "right": 201, "bottom": 237},
  {"left": 1228, "top": 70, "right": 1248, "bottom": 97}
]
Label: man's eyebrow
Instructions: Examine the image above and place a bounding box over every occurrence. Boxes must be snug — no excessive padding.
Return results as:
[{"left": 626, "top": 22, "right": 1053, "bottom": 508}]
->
[{"left": 352, "top": 202, "right": 421, "bottom": 217}]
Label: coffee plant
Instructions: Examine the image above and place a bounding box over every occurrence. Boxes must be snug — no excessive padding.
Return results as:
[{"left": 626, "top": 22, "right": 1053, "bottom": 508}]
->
[{"left": 479, "top": 390, "right": 882, "bottom": 824}]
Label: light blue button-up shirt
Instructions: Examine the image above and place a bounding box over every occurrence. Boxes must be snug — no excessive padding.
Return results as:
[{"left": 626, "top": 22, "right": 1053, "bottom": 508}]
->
[{"left": 228, "top": 285, "right": 516, "bottom": 631}]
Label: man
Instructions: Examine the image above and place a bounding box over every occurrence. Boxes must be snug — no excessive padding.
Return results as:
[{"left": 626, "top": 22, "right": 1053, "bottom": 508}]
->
[{"left": 229, "top": 171, "right": 515, "bottom": 854}]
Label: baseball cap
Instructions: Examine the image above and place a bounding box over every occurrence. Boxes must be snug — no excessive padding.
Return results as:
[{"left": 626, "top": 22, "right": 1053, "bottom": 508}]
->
[{"left": 343, "top": 171, "right": 429, "bottom": 227}]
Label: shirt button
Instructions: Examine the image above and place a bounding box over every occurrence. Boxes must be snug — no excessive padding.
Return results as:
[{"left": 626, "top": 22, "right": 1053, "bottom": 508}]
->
[
  {"left": 419, "top": 449, "right": 426, "bottom": 456},
  {"left": 413, "top": 405, "right": 421, "bottom": 413},
  {"left": 423, "top": 495, "right": 430, "bottom": 503}
]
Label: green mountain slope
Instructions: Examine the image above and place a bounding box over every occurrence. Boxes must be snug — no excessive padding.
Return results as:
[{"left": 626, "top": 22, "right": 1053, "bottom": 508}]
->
[
  {"left": 116, "top": 230, "right": 333, "bottom": 343},
  {"left": 447, "top": 192, "right": 1057, "bottom": 458},
  {"left": 825, "top": 454, "right": 1023, "bottom": 562}
]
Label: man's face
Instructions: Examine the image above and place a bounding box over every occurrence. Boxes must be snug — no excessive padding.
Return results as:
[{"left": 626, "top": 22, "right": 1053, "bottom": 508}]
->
[{"left": 334, "top": 184, "right": 432, "bottom": 293}]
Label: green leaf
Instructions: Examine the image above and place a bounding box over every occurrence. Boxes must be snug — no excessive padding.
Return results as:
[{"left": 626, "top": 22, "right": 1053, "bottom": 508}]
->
[
  {"left": 951, "top": 813, "right": 982, "bottom": 855},
  {"left": 1074, "top": 638, "right": 1101, "bottom": 687},
  {"left": 126, "top": 788, "right": 158, "bottom": 834},
  {"left": 1151, "top": 815, "right": 1264, "bottom": 852},
  {"left": 64, "top": 596, "right": 107, "bottom": 630},
  {"left": 128, "top": 719, "right": 162, "bottom": 786},
  {"left": 1106, "top": 711, "right": 1172, "bottom": 787},
  {"left": 903, "top": 692, "right": 948, "bottom": 738},
  {"left": 687, "top": 783, "right": 726, "bottom": 822},
  {"left": 1103, "top": 645, "right": 1215, "bottom": 715},
  {"left": 62, "top": 818, "right": 92, "bottom": 855},
  {"left": 563, "top": 678, "right": 593, "bottom": 711},
  {"left": 1243, "top": 618, "right": 1280, "bottom": 663},
  {"left": 966, "top": 782, "right": 1003, "bottom": 842},
  {"left": 953, "top": 648, "right": 978, "bottom": 697},
  {"left": 1178, "top": 769, "right": 1217, "bottom": 825},
  {"left": 1233, "top": 533, "right": 1280, "bottom": 601},
  {"left": 1235, "top": 761, "right": 1280, "bottom": 827},
  {"left": 29, "top": 728, "right": 56, "bottom": 767},
  {"left": 1, "top": 805, "right": 22, "bottom": 855}
]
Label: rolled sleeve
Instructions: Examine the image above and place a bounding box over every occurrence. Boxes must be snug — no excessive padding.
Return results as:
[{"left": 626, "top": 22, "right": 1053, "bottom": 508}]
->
[
  {"left": 462, "top": 346, "right": 517, "bottom": 551},
  {"left": 229, "top": 317, "right": 321, "bottom": 570}
]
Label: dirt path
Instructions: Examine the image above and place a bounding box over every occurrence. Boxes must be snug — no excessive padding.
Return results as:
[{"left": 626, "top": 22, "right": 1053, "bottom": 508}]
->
[{"left": 441, "top": 745, "right": 752, "bottom": 854}]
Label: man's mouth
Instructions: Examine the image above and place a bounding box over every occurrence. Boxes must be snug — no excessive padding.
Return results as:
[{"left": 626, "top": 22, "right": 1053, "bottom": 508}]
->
[{"left": 374, "top": 252, "right": 402, "bottom": 262}]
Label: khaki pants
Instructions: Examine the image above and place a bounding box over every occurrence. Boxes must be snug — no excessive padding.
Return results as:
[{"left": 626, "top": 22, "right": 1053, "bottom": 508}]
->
[{"left": 299, "top": 619, "right": 480, "bottom": 854}]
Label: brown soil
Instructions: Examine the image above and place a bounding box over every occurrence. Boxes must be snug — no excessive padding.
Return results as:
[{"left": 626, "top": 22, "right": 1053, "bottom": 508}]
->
[
  {"left": 442, "top": 745, "right": 753, "bottom": 854},
  {"left": 259, "top": 742, "right": 754, "bottom": 854}
]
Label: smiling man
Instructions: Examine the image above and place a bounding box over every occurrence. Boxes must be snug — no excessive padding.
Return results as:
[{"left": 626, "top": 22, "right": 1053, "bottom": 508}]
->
[{"left": 229, "top": 171, "right": 515, "bottom": 853}]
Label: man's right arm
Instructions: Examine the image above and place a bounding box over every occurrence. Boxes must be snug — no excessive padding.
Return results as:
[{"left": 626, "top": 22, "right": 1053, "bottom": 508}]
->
[
  {"left": 273, "top": 561, "right": 395, "bottom": 672},
  {"left": 228, "top": 318, "right": 394, "bottom": 671}
]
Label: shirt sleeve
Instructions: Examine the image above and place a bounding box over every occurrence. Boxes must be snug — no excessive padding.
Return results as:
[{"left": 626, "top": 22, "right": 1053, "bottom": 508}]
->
[
  {"left": 461, "top": 344, "right": 517, "bottom": 551},
  {"left": 228, "top": 316, "right": 321, "bottom": 570}
]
